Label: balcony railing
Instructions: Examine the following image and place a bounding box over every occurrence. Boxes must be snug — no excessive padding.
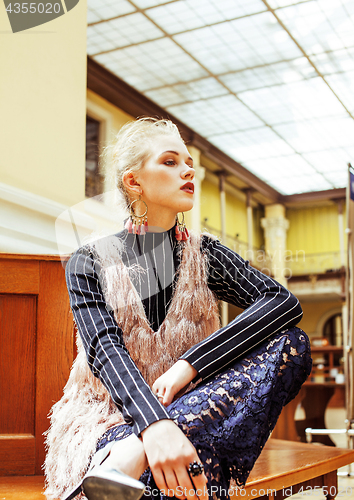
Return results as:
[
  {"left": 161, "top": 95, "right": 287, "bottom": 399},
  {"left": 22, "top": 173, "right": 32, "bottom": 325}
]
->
[
  {"left": 285, "top": 251, "right": 343, "bottom": 276},
  {"left": 201, "top": 222, "right": 271, "bottom": 272},
  {"left": 201, "top": 222, "right": 343, "bottom": 277}
]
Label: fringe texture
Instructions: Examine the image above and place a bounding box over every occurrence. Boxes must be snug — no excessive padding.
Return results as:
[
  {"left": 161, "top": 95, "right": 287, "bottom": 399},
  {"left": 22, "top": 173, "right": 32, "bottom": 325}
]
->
[{"left": 44, "top": 232, "right": 220, "bottom": 499}]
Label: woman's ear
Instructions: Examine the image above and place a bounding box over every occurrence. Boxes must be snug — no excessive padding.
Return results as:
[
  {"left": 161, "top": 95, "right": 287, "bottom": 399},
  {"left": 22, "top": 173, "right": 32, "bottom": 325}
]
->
[{"left": 122, "top": 170, "right": 142, "bottom": 197}]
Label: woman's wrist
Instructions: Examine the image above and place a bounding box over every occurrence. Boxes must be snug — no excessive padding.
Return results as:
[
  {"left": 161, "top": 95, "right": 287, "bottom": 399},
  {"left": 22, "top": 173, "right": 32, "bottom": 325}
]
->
[
  {"left": 141, "top": 418, "right": 175, "bottom": 439},
  {"left": 175, "top": 359, "right": 198, "bottom": 383},
  {"left": 151, "top": 360, "right": 199, "bottom": 407}
]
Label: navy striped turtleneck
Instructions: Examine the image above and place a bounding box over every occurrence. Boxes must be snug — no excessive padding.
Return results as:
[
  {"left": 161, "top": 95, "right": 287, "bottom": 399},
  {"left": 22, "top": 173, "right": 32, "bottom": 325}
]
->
[{"left": 65, "top": 227, "right": 303, "bottom": 436}]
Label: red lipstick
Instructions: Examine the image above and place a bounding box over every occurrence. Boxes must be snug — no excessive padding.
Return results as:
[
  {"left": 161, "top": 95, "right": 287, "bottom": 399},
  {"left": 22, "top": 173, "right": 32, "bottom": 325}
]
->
[{"left": 181, "top": 182, "right": 194, "bottom": 194}]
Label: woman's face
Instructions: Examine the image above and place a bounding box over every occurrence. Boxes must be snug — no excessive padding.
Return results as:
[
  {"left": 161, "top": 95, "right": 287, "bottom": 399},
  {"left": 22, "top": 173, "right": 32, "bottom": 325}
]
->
[{"left": 135, "top": 134, "right": 195, "bottom": 218}]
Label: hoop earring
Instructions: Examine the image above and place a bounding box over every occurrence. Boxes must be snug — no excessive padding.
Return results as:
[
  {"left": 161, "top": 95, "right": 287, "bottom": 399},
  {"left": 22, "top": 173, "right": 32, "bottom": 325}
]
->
[
  {"left": 125, "top": 196, "right": 148, "bottom": 235},
  {"left": 175, "top": 212, "right": 189, "bottom": 241}
]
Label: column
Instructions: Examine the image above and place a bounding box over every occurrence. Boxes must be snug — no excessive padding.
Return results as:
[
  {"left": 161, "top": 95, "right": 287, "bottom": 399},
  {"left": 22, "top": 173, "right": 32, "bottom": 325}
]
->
[
  {"left": 187, "top": 146, "right": 205, "bottom": 233},
  {"left": 246, "top": 189, "right": 254, "bottom": 262},
  {"left": 336, "top": 200, "right": 346, "bottom": 268},
  {"left": 261, "top": 204, "right": 290, "bottom": 286},
  {"left": 219, "top": 172, "right": 228, "bottom": 327}
]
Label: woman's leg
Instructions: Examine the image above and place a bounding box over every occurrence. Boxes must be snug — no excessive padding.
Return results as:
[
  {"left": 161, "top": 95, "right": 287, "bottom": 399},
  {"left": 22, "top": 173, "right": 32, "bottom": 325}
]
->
[
  {"left": 96, "top": 326, "right": 311, "bottom": 500},
  {"left": 102, "top": 434, "right": 148, "bottom": 480},
  {"left": 166, "top": 326, "right": 312, "bottom": 498}
]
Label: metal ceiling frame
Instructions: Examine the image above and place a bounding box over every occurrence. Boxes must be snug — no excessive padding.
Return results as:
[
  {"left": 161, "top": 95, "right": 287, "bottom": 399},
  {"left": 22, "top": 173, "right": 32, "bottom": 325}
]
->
[{"left": 87, "top": 56, "right": 345, "bottom": 206}]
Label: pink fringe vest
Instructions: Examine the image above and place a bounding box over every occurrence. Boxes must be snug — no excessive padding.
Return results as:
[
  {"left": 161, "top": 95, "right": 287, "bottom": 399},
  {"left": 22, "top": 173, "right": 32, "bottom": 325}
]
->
[{"left": 44, "top": 232, "right": 220, "bottom": 499}]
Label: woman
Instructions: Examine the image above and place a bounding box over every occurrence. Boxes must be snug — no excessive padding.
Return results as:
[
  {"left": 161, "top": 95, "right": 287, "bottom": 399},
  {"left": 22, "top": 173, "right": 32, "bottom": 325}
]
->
[{"left": 45, "top": 117, "right": 311, "bottom": 500}]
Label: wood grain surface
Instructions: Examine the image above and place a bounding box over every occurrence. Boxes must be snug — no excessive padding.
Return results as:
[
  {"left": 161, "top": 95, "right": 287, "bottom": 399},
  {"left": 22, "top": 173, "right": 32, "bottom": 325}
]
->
[{"left": 0, "top": 254, "right": 74, "bottom": 476}]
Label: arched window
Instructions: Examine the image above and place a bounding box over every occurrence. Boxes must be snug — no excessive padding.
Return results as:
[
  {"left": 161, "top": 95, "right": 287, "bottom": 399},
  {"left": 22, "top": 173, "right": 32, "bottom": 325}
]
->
[{"left": 323, "top": 313, "right": 343, "bottom": 346}]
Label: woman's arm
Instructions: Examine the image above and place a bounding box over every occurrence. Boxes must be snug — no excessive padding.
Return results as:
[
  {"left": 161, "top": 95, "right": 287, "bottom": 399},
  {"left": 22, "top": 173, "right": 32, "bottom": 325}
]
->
[
  {"left": 67, "top": 246, "right": 208, "bottom": 498},
  {"left": 180, "top": 236, "right": 303, "bottom": 381},
  {"left": 65, "top": 246, "right": 170, "bottom": 436}
]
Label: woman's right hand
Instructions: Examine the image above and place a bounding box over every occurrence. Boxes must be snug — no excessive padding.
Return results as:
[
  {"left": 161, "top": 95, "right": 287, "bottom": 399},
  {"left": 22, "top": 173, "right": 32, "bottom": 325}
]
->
[{"left": 141, "top": 419, "right": 208, "bottom": 500}]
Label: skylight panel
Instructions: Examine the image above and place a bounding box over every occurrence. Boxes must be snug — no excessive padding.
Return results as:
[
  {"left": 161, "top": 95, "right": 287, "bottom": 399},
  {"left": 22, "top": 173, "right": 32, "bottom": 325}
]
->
[
  {"left": 146, "top": 0, "right": 266, "bottom": 35},
  {"left": 243, "top": 154, "right": 316, "bottom": 181},
  {"left": 94, "top": 38, "right": 207, "bottom": 92},
  {"left": 87, "top": 0, "right": 135, "bottom": 23},
  {"left": 268, "top": 173, "right": 333, "bottom": 195},
  {"left": 167, "top": 95, "right": 263, "bottom": 137},
  {"left": 267, "top": 0, "right": 311, "bottom": 7},
  {"left": 173, "top": 28, "right": 246, "bottom": 75},
  {"left": 311, "top": 48, "right": 354, "bottom": 75},
  {"left": 209, "top": 127, "right": 295, "bottom": 163},
  {"left": 274, "top": 116, "right": 354, "bottom": 153},
  {"left": 323, "top": 170, "right": 350, "bottom": 189},
  {"left": 238, "top": 77, "right": 347, "bottom": 125},
  {"left": 87, "top": 13, "right": 164, "bottom": 54},
  {"left": 220, "top": 58, "right": 316, "bottom": 93},
  {"left": 132, "top": 0, "right": 175, "bottom": 7},
  {"left": 302, "top": 148, "right": 354, "bottom": 173},
  {"left": 87, "top": 9, "right": 101, "bottom": 23},
  {"left": 174, "top": 12, "right": 301, "bottom": 74},
  {"left": 276, "top": 0, "right": 354, "bottom": 55},
  {"left": 326, "top": 71, "right": 354, "bottom": 114},
  {"left": 144, "top": 78, "right": 227, "bottom": 107}
]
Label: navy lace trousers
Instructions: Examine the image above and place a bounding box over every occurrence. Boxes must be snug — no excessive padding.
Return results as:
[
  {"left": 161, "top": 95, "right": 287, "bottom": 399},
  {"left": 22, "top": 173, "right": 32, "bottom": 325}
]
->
[{"left": 96, "top": 327, "right": 312, "bottom": 500}]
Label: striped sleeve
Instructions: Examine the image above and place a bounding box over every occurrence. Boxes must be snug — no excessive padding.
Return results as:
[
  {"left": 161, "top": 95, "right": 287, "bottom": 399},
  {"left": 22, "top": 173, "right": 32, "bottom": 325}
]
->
[
  {"left": 180, "top": 236, "right": 303, "bottom": 380},
  {"left": 65, "top": 246, "right": 171, "bottom": 436}
]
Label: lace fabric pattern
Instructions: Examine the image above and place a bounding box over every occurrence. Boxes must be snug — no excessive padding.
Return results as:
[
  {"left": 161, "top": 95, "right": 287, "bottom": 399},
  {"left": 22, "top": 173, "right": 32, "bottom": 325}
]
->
[{"left": 96, "top": 327, "right": 312, "bottom": 500}]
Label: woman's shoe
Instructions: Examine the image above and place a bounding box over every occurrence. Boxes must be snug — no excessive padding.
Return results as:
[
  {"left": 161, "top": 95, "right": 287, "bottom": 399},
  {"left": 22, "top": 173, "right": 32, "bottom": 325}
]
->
[
  {"left": 83, "top": 466, "right": 145, "bottom": 500},
  {"left": 62, "top": 441, "right": 145, "bottom": 500}
]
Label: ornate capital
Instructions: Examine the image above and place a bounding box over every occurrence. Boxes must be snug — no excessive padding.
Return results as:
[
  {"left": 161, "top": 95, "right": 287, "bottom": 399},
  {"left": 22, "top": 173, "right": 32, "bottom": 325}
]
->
[{"left": 261, "top": 217, "right": 289, "bottom": 232}]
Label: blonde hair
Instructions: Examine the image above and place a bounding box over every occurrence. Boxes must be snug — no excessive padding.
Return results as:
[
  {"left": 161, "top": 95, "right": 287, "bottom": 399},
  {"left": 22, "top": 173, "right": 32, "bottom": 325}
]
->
[{"left": 105, "top": 117, "right": 183, "bottom": 207}]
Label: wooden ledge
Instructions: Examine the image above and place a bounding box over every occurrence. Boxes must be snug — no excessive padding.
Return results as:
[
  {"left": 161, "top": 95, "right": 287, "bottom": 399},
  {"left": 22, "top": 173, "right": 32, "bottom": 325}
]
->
[
  {"left": 0, "top": 476, "right": 45, "bottom": 500},
  {"left": 231, "top": 439, "right": 354, "bottom": 499},
  {"left": 1, "top": 440, "right": 354, "bottom": 500}
]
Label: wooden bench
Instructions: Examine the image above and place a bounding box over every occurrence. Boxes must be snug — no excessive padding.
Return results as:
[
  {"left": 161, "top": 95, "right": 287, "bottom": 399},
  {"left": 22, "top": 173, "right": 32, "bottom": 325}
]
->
[
  {"left": 1, "top": 439, "right": 354, "bottom": 500},
  {"left": 231, "top": 439, "right": 354, "bottom": 500}
]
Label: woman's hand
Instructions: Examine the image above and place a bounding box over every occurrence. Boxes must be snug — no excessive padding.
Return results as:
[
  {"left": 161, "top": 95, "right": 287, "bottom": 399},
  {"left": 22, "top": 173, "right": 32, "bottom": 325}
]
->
[
  {"left": 141, "top": 419, "right": 208, "bottom": 500},
  {"left": 152, "top": 360, "right": 198, "bottom": 407}
]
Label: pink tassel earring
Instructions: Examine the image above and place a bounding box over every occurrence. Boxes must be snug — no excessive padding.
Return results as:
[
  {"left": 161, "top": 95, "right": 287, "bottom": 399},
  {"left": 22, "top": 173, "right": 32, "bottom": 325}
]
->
[
  {"left": 125, "top": 196, "right": 148, "bottom": 235},
  {"left": 175, "top": 212, "right": 189, "bottom": 241}
]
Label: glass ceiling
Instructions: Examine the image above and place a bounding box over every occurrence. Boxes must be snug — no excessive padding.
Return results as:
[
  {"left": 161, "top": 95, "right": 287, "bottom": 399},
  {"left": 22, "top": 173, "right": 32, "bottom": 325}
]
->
[{"left": 86, "top": 0, "right": 354, "bottom": 195}]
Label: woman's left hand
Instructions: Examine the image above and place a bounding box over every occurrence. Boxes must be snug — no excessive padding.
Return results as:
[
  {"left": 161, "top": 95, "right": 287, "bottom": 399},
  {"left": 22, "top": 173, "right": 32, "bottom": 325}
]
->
[{"left": 152, "top": 360, "right": 198, "bottom": 407}]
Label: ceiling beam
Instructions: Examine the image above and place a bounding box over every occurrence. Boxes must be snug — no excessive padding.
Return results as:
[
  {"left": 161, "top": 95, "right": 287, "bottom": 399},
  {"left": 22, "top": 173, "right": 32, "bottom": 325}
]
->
[
  {"left": 281, "top": 188, "right": 346, "bottom": 205},
  {"left": 87, "top": 56, "right": 281, "bottom": 202}
]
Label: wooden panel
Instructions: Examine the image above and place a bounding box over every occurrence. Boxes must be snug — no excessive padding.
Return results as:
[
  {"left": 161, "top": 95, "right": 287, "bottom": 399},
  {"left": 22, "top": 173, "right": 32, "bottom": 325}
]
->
[
  {"left": 0, "top": 260, "right": 39, "bottom": 294},
  {"left": 0, "top": 295, "right": 36, "bottom": 434},
  {"left": 35, "top": 261, "right": 74, "bottom": 475},
  {"left": 0, "top": 254, "right": 63, "bottom": 261},
  {"left": 0, "top": 436, "right": 35, "bottom": 476}
]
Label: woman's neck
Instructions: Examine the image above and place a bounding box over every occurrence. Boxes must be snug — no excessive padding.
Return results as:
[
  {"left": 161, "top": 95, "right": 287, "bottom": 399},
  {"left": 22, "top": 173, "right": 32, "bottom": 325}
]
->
[{"left": 145, "top": 210, "right": 177, "bottom": 232}]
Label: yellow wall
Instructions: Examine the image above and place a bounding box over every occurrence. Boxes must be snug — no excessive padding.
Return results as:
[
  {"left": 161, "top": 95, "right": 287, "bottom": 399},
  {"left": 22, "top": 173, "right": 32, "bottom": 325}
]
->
[
  {"left": 0, "top": 1, "right": 87, "bottom": 207},
  {"left": 253, "top": 206, "right": 264, "bottom": 250},
  {"left": 87, "top": 89, "right": 133, "bottom": 138},
  {"left": 200, "top": 179, "right": 221, "bottom": 230},
  {"left": 287, "top": 204, "right": 345, "bottom": 254},
  {"left": 200, "top": 177, "right": 264, "bottom": 248},
  {"left": 225, "top": 191, "right": 248, "bottom": 242}
]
